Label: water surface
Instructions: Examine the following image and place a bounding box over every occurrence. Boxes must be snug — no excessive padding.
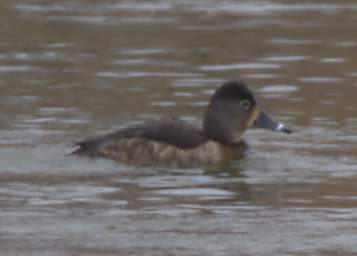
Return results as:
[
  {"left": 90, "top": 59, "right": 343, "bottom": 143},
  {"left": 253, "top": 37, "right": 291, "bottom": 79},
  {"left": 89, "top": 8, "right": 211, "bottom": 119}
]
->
[{"left": 1, "top": 0, "right": 357, "bottom": 255}]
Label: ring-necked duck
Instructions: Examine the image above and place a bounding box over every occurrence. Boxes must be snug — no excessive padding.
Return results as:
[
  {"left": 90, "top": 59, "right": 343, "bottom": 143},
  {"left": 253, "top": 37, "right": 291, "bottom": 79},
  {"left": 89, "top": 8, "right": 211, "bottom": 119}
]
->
[{"left": 71, "top": 80, "right": 291, "bottom": 167}]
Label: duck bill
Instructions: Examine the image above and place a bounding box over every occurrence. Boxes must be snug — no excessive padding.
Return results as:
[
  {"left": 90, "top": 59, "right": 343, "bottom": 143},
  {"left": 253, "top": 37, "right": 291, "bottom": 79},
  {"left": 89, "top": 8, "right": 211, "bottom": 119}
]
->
[{"left": 254, "top": 111, "right": 292, "bottom": 133}]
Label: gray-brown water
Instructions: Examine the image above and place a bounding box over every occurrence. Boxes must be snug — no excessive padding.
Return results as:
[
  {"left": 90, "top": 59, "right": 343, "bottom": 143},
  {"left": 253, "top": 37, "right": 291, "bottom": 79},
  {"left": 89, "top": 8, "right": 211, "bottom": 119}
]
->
[{"left": 1, "top": 0, "right": 357, "bottom": 255}]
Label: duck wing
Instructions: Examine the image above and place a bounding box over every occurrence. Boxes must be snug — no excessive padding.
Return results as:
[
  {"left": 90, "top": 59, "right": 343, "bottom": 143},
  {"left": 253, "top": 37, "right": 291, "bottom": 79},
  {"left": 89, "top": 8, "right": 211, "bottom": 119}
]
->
[{"left": 71, "top": 118, "right": 208, "bottom": 158}]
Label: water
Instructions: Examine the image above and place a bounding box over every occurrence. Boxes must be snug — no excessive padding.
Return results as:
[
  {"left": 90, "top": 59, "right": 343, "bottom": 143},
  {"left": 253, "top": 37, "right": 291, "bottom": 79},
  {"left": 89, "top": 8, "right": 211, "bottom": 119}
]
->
[{"left": 1, "top": 0, "right": 357, "bottom": 255}]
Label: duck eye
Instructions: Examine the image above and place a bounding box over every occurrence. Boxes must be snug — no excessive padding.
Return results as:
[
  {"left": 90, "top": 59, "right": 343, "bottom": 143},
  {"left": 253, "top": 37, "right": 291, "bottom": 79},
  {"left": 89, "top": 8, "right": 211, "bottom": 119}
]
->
[{"left": 240, "top": 99, "right": 252, "bottom": 109}]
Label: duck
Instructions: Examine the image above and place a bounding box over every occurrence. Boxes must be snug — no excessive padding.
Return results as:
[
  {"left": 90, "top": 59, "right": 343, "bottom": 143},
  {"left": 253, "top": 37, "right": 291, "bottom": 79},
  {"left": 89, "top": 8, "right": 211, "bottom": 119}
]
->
[{"left": 71, "top": 80, "right": 291, "bottom": 167}]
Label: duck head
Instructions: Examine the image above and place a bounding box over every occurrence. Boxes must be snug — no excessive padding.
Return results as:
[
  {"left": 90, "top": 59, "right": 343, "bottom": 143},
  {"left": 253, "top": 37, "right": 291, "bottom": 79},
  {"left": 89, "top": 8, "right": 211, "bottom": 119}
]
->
[{"left": 203, "top": 80, "right": 291, "bottom": 144}]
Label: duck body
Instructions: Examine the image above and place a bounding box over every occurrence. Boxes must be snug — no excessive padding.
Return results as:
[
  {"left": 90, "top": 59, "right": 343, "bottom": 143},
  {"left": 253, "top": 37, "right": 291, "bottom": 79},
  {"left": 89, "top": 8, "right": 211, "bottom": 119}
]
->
[
  {"left": 72, "top": 117, "right": 246, "bottom": 167},
  {"left": 71, "top": 81, "right": 291, "bottom": 167}
]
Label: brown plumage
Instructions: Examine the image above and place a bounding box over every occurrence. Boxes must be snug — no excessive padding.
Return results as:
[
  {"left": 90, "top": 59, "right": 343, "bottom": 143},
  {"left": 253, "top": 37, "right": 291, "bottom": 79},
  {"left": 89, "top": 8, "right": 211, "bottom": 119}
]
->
[
  {"left": 71, "top": 118, "right": 242, "bottom": 167},
  {"left": 71, "top": 81, "right": 291, "bottom": 167}
]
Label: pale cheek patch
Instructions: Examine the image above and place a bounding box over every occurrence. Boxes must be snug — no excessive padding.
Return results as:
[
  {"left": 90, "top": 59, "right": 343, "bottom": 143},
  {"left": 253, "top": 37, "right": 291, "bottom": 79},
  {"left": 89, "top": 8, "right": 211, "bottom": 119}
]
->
[{"left": 246, "top": 107, "right": 261, "bottom": 128}]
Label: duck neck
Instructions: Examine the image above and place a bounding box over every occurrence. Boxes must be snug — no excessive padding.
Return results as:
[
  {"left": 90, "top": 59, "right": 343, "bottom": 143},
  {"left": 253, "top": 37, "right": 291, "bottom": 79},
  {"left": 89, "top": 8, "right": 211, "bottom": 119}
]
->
[{"left": 203, "top": 109, "right": 243, "bottom": 145}]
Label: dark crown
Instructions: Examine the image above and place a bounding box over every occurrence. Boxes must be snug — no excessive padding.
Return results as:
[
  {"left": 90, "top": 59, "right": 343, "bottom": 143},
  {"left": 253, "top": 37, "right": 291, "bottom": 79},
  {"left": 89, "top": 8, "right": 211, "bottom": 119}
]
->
[{"left": 212, "top": 80, "right": 256, "bottom": 103}]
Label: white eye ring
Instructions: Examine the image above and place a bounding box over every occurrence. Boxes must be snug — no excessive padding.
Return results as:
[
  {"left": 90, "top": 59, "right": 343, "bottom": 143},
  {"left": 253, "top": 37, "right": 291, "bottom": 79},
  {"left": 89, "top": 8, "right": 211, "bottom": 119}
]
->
[{"left": 240, "top": 99, "right": 252, "bottom": 109}]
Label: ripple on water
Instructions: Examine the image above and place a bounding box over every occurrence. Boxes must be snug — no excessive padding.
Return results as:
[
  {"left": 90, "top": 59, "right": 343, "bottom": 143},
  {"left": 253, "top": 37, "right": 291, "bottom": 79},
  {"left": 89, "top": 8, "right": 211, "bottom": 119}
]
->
[
  {"left": 15, "top": 2, "right": 173, "bottom": 13},
  {"left": 106, "top": 2, "right": 173, "bottom": 12},
  {"left": 43, "top": 42, "right": 73, "bottom": 48},
  {"left": 114, "top": 59, "right": 188, "bottom": 68},
  {"left": 1, "top": 183, "right": 122, "bottom": 207},
  {"left": 13, "top": 4, "right": 67, "bottom": 12},
  {"left": 335, "top": 41, "right": 357, "bottom": 48},
  {"left": 260, "top": 55, "right": 310, "bottom": 62},
  {"left": 260, "top": 85, "right": 298, "bottom": 94},
  {"left": 11, "top": 51, "right": 61, "bottom": 61},
  {"left": 113, "top": 59, "right": 148, "bottom": 65},
  {"left": 120, "top": 48, "right": 167, "bottom": 55},
  {"left": 190, "top": 2, "right": 357, "bottom": 15},
  {"left": 299, "top": 77, "right": 343, "bottom": 83},
  {"left": 201, "top": 89, "right": 215, "bottom": 95},
  {"left": 0, "top": 143, "right": 123, "bottom": 175},
  {"left": 149, "top": 101, "right": 176, "bottom": 107},
  {"left": 0, "top": 66, "right": 35, "bottom": 72},
  {"left": 97, "top": 71, "right": 202, "bottom": 78},
  {"left": 38, "top": 107, "right": 79, "bottom": 114},
  {"left": 14, "top": 2, "right": 357, "bottom": 16},
  {"left": 346, "top": 72, "right": 357, "bottom": 77},
  {"left": 136, "top": 173, "right": 224, "bottom": 189},
  {"left": 12, "top": 53, "right": 31, "bottom": 60},
  {"left": 269, "top": 38, "right": 321, "bottom": 45},
  {"left": 119, "top": 16, "right": 177, "bottom": 24},
  {"left": 154, "top": 188, "right": 235, "bottom": 197},
  {"left": 189, "top": 101, "right": 208, "bottom": 106},
  {"left": 173, "top": 92, "right": 194, "bottom": 97},
  {"left": 18, "top": 107, "right": 91, "bottom": 128},
  {"left": 199, "top": 62, "right": 282, "bottom": 71},
  {"left": 241, "top": 73, "right": 281, "bottom": 79},
  {"left": 172, "top": 78, "right": 225, "bottom": 87},
  {"left": 320, "top": 58, "right": 346, "bottom": 64}
]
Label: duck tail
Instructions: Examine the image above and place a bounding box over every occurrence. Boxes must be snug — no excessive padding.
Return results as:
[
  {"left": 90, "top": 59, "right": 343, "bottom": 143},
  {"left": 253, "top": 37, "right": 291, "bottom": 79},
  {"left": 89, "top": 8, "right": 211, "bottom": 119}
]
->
[{"left": 68, "top": 140, "right": 98, "bottom": 158}]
